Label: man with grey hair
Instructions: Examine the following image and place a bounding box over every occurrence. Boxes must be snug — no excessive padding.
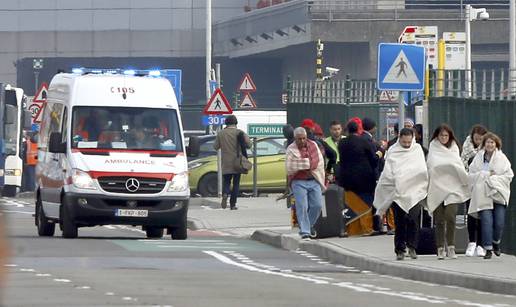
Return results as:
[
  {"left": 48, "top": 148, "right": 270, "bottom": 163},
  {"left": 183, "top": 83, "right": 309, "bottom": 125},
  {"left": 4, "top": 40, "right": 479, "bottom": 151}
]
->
[{"left": 286, "top": 127, "right": 326, "bottom": 240}]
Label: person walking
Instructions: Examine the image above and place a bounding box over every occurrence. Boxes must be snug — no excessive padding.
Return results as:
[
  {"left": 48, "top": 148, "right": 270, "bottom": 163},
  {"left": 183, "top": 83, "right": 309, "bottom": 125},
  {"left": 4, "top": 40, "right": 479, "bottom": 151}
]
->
[
  {"left": 213, "top": 115, "right": 251, "bottom": 210},
  {"left": 468, "top": 132, "right": 513, "bottom": 259},
  {"left": 286, "top": 127, "right": 325, "bottom": 240},
  {"left": 461, "top": 125, "right": 488, "bottom": 257},
  {"left": 426, "top": 124, "right": 470, "bottom": 260},
  {"left": 324, "top": 120, "right": 344, "bottom": 180},
  {"left": 374, "top": 128, "right": 428, "bottom": 260},
  {"left": 338, "top": 120, "right": 378, "bottom": 236}
]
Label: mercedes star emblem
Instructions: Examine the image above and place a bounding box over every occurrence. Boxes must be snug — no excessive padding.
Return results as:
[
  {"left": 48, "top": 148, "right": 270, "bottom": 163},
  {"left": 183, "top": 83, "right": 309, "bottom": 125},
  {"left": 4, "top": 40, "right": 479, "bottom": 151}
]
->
[{"left": 125, "top": 178, "right": 140, "bottom": 192}]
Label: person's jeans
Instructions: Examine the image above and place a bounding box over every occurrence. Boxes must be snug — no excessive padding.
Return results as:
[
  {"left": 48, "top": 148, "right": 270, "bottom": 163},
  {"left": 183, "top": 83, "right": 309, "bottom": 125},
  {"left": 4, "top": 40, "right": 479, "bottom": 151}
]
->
[
  {"left": 223, "top": 174, "right": 241, "bottom": 207},
  {"left": 434, "top": 203, "right": 458, "bottom": 248},
  {"left": 479, "top": 204, "right": 507, "bottom": 250},
  {"left": 292, "top": 179, "right": 323, "bottom": 236},
  {"left": 392, "top": 203, "right": 420, "bottom": 253}
]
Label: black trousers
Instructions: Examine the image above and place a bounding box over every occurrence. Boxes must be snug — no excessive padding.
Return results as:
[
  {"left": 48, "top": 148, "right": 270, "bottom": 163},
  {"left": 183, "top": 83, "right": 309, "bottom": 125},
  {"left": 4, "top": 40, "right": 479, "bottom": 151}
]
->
[
  {"left": 392, "top": 202, "right": 420, "bottom": 253},
  {"left": 223, "top": 174, "right": 241, "bottom": 207},
  {"left": 466, "top": 201, "right": 482, "bottom": 245}
]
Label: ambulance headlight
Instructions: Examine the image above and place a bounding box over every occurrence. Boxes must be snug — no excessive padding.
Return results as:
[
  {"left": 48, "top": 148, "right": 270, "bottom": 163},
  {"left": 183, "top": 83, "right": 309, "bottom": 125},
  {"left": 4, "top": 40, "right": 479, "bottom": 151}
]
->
[
  {"left": 72, "top": 68, "right": 84, "bottom": 74},
  {"left": 71, "top": 169, "right": 97, "bottom": 190},
  {"left": 168, "top": 173, "right": 188, "bottom": 192},
  {"left": 4, "top": 169, "right": 22, "bottom": 177},
  {"left": 149, "top": 70, "right": 161, "bottom": 77},
  {"left": 123, "top": 69, "right": 136, "bottom": 76}
]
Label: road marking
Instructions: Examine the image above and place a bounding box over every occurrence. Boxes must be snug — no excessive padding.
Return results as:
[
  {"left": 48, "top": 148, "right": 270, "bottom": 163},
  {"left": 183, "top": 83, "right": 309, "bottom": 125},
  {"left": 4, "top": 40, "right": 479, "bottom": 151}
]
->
[
  {"left": 105, "top": 292, "right": 115, "bottom": 296},
  {"left": 36, "top": 273, "right": 52, "bottom": 277},
  {"left": 20, "top": 268, "right": 36, "bottom": 272},
  {"left": 75, "top": 286, "right": 91, "bottom": 290},
  {"left": 4, "top": 264, "right": 18, "bottom": 267},
  {"left": 1, "top": 210, "right": 33, "bottom": 215},
  {"left": 53, "top": 279, "right": 71, "bottom": 283}
]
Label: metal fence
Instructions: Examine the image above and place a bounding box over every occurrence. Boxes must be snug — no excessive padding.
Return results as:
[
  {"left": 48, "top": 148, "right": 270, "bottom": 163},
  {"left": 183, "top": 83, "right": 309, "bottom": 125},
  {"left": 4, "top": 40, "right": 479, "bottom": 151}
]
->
[
  {"left": 307, "top": 0, "right": 509, "bottom": 21},
  {"left": 428, "top": 69, "right": 516, "bottom": 100}
]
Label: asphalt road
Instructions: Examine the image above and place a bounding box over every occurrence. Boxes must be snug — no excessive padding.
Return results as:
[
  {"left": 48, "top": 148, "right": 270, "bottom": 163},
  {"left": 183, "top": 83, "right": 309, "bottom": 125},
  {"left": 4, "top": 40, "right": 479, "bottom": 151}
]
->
[{"left": 1, "top": 197, "right": 515, "bottom": 307}]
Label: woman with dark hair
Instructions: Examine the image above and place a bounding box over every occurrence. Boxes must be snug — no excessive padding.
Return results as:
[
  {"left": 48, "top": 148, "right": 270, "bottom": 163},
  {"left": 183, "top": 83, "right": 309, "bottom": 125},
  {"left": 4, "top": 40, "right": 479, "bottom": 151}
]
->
[
  {"left": 338, "top": 120, "right": 378, "bottom": 236},
  {"left": 461, "top": 124, "right": 488, "bottom": 257},
  {"left": 427, "top": 124, "right": 470, "bottom": 259},
  {"left": 468, "top": 132, "right": 513, "bottom": 259}
]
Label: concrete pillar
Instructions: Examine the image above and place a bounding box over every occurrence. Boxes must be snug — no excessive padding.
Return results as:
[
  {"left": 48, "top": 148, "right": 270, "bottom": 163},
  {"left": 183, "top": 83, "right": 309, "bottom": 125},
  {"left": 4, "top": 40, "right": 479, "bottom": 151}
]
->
[{"left": 368, "top": 40, "right": 381, "bottom": 80}]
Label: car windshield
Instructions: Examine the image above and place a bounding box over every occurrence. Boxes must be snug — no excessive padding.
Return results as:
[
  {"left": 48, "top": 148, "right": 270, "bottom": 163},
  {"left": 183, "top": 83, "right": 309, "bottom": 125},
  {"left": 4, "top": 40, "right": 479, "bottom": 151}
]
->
[{"left": 71, "top": 106, "right": 183, "bottom": 151}]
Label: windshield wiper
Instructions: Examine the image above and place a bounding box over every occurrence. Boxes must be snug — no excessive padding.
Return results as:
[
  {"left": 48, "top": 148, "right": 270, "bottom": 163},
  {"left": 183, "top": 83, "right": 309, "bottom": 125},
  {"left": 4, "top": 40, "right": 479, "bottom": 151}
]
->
[{"left": 149, "top": 152, "right": 177, "bottom": 158}]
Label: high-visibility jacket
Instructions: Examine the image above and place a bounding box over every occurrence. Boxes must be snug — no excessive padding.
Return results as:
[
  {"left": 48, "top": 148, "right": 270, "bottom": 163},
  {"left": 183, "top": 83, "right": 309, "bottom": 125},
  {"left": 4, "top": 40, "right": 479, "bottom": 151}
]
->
[
  {"left": 26, "top": 139, "right": 38, "bottom": 166},
  {"left": 324, "top": 136, "right": 344, "bottom": 163}
]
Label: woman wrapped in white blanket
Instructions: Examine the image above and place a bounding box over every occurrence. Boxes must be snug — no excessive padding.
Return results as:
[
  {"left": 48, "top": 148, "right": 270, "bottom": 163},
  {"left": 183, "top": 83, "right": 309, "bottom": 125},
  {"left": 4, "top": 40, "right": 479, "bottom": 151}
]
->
[
  {"left": 468, "top": 132, "right": 513, "bottom": 259},
  {"left": 427, "top": 124, "right": 470, "bottom": 260}
]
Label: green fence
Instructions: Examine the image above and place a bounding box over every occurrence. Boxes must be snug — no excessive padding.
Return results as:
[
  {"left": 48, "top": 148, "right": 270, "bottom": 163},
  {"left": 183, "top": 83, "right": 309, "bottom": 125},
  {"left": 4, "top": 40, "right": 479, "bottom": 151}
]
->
[{"left": 429, "top": 97, "right": 516, "bottom": 256}]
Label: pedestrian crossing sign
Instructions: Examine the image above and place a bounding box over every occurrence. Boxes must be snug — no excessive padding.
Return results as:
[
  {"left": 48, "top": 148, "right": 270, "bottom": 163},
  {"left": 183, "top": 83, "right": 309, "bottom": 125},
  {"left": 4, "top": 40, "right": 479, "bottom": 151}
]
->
[
  {"left": 377, "top": 43, "right": 425, "bottom": 91},
  {"left": 203, "top": 88, "right": 233, "bottom": 115}
]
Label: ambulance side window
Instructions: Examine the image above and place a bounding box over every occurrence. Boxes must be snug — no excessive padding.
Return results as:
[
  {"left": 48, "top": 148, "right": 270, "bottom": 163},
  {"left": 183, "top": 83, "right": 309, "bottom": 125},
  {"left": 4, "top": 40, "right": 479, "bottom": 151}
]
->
[
  {"left": 61, "top": 107, "right": 68, "bottom": 143},
  {"left": 39, "top": 102, "right": 53, "bottom": 149}
]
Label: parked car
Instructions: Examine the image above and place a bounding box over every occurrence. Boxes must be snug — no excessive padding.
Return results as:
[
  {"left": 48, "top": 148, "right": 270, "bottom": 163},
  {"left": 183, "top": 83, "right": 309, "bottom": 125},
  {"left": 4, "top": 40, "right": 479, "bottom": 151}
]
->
[{"left": 188, "top": 137, "right": 287, "bottom": 196}]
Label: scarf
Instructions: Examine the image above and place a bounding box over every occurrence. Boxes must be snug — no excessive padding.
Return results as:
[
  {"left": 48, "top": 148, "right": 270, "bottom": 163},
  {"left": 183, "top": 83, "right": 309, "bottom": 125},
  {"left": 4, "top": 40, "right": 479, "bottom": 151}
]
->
[
  {"left": 461, "top": 135, "right": 478, "bottom": 171},
  {"left": 468, "top": 149, "right": 514, "bottom": 216},
  {"left": 427, "top": 140, "right": 470, "bottom": 213},
  {"left": 286, "top": 139, "right": 326, "bottom": 191},
  {"left": 374, "top": 139, "right": 428, "bottom": 214}
]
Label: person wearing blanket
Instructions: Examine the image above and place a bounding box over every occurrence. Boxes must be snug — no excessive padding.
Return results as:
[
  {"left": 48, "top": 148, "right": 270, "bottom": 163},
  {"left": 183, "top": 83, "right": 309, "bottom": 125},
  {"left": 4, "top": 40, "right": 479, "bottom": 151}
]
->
[
  {"left": 468, "top": 132, "right": 513, "bottom": 259},
  {"left": 427, "top": 124, "right": 470, "bottom": 260},
  {"left": 286, "top": 127, "right": 326, "bottom": 240},
  {"left": 374, "top": 128, "right": 429, "bottom": 261}
]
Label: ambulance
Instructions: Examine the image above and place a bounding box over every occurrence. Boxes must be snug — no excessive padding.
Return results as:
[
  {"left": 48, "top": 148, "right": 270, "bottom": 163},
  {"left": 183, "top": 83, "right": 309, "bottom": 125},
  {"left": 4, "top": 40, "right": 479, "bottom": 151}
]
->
[{"left": 35, "top": 69, "right": 189, "bottom": 239}]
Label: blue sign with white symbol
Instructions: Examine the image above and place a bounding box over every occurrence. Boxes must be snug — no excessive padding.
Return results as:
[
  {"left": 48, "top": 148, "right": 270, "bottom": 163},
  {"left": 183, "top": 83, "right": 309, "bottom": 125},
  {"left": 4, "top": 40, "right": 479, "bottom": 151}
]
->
[
  {"left": 377, "top": 43, "right": 426, "bottom": 91},
  {"left": 202, "top": 115, "right": 226, "bottom": 126},
  {"left": 162, "top": 69, "right": 182, "bottom": 104},
  {"left": 210, "top": 80, "right": 218, "bottom": 95}
]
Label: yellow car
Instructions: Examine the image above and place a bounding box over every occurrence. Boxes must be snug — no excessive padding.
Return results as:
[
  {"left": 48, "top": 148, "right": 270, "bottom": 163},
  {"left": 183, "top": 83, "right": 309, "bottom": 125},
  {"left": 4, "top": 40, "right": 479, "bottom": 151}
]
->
[{"left": 188, "top": 137, "right": 286, "bottom": 196}]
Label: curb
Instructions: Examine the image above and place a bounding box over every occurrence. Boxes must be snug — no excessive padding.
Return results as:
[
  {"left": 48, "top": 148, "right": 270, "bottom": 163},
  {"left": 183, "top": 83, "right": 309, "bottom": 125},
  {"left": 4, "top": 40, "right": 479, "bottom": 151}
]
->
[
  {"left": 251, "top": 230, "right": 516, "bottom": 296},
  {"left": 187, "top": 217, "right": 207, "bottom": 231}
]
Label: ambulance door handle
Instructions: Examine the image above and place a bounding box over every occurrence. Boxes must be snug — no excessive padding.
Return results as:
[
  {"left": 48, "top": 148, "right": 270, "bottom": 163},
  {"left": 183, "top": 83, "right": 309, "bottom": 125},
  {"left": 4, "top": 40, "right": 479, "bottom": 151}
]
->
[{"left": 52, "top": 158, "right": 59, "bottom": 162}]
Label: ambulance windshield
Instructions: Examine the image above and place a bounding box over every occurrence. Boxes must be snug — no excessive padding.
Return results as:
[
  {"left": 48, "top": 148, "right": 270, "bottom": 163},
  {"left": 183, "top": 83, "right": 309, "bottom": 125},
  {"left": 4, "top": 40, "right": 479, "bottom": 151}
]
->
[{"left": 71, "top": 106, "right": 182, "bottom": 151}]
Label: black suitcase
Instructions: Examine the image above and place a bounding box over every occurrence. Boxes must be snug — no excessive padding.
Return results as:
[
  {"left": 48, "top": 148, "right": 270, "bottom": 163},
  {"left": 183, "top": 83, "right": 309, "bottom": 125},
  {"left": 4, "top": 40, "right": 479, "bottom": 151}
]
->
[
  {"left": 416, "top": 207, "right": 437, "bottom": 255},
  {"left": 314, "top": 184, "right": 344, "bottom": 239}
]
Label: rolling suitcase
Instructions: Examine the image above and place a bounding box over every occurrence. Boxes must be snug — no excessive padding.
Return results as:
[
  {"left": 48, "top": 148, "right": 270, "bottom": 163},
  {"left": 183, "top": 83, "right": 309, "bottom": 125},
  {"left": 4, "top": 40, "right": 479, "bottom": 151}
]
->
[
  {"left": 416, "top": 206, "right": 437, "bottom": 255},
  {"left": 314, "top": 184, "right": 344, "bottom": 239}
]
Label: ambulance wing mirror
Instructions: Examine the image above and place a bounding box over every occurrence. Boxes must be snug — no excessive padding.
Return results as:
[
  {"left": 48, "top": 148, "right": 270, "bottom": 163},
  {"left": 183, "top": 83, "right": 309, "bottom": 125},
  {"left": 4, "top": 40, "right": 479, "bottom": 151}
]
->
[
  {"left": 4, "top": 105, "right": 16, "bottom": 125},
  {"left": 23, "top": 110, "right": 32, "bottom": 130},
  {"left": 186, "top": 136, "right": 200, "bottom": 158},
  {"left": 49, "top": 132, "right": 66, "bottom": 153}
]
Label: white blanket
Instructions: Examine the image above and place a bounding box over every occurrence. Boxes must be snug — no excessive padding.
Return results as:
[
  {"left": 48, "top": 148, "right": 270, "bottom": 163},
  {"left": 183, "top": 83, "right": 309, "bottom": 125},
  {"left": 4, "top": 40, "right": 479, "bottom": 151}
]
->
[
  {"left": 426, "top": 140, "right": 470, "bottom": 213},
  {"left": 468, "top": 149, "right": 513, "bottom": 215},
  {"left": 374, "top": 139, "right": 428, "bottom": 214}
]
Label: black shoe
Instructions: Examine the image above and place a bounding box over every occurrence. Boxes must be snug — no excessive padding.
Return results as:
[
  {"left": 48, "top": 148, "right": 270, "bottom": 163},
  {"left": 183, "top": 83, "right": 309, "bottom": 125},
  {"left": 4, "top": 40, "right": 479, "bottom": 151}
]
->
[
  {"left": 230, "top": 205, "right": 238, "bottom": 210},
  {"left": 396, "top": 251, "right": 405, "bottom": 261},
  {"left": 493, "top": 243, "right": 501, "bottom": 256},
  {"left": 484, "top": 250, "right": 493, "bottom": 259},
  {"left": 310, "top": 227, "right": 317, "bottom": 239}
]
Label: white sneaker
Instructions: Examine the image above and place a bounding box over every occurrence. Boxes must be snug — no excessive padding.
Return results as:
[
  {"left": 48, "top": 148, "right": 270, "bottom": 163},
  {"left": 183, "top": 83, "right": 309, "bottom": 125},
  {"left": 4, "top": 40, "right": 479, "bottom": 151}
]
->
[
  {"left": 476, "top": 245, "right": 486, "bottom": 257},
  {"left": 447, "top": 246, "right": 458, "bottom": 259},
  {"left": 465, "top": 242, "right": 477, "bottom": 257}
]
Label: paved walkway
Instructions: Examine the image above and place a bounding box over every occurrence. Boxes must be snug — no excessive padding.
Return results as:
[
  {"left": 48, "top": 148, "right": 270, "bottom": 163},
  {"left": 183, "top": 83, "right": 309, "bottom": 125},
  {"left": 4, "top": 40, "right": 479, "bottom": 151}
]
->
[{"left": 188, "top": 195, "right": 516, "bottom": 295}]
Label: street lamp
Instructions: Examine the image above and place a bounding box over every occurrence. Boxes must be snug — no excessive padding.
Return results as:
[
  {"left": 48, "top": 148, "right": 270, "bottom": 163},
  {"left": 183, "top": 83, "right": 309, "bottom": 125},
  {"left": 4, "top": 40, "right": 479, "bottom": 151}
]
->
[{"left": 465, "top": 4, "right": 489, "bottom": 97}]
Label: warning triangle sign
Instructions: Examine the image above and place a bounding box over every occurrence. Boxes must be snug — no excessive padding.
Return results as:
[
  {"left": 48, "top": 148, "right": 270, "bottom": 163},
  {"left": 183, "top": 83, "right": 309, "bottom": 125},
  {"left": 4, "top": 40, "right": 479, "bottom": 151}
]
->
[
  {"left": 238, "top": 73, "right": 257, "bottom": 92},
  {"left": 33, "top": 82, "right": 48, "bottom": 102},
  {"left": 203, "top": 88, "right": 233, "bottom": 115},
  {"left": 239, "top": 93, "right": 256, "bottom": 108},
  {"left": 382, "top": 50, "right": 420, "bottom": 84}
]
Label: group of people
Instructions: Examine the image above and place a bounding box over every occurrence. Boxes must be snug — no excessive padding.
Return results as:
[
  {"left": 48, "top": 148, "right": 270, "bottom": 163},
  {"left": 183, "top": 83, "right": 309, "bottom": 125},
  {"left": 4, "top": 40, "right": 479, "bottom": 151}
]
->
[{"left": 285, "top": 117, "right": 513, "bottom": 260}]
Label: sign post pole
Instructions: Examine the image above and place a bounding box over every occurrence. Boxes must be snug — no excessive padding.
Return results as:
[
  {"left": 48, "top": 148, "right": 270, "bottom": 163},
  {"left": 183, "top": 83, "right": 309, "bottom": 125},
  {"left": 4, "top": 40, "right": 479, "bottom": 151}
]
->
[{"left": 252, "top": 138, "right": 258, "bottom": 197}]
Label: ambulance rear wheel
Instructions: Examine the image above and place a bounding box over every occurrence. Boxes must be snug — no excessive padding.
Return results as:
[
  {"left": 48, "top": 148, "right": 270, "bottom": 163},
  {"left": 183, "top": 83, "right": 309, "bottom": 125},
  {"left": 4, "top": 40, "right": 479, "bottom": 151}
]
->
[{"left": 1, "top": 185, "right": 17, "bottom": 197}]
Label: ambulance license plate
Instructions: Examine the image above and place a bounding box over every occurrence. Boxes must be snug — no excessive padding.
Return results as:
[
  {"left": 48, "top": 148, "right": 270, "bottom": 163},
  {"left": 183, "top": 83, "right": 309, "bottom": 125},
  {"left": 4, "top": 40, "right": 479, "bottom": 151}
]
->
[{"left": 115, "top": 209, "right": 148, "bottom": 217}]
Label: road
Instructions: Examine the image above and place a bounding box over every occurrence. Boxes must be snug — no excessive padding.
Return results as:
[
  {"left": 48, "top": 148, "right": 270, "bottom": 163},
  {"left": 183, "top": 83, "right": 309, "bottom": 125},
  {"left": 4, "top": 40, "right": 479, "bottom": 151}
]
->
[{"left": 1, "top": 197, "right": 515, "bottom": 307}]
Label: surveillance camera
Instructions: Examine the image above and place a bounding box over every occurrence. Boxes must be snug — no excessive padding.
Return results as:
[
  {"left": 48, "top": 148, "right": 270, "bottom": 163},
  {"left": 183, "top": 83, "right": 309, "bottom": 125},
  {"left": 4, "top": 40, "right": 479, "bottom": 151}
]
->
[
  {"left": 325, "top": 67, "right": 340, "bottom": 74},
  {"left": 478, "top": 11, "right": 489, "bottom": 20}
]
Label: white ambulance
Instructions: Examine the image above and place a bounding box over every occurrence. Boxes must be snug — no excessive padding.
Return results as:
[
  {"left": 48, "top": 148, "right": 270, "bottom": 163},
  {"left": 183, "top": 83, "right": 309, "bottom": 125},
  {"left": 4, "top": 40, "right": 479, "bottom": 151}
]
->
[{"left": 35, "top": 69, "right": 189, "bottom": 239}]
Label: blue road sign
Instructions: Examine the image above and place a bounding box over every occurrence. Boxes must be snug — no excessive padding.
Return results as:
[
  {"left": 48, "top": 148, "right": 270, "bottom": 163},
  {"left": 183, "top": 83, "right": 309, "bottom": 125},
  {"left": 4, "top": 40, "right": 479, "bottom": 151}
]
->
[
  {"left": 162, "top": 69, "right": 182, "bottom": 104},
  {"left": 377, "top": 43, "right": 426, "bottom": 91},
  {"left": 202, "top": 115, "right": 226, "bottom": 126},
  {"left": 210, "top": 80, "right": 218, "bottom": 95}
]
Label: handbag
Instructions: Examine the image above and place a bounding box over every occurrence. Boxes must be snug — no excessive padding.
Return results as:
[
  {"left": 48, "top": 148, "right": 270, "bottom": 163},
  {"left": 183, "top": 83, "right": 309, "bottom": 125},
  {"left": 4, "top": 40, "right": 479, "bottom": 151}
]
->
[{"left": 234, "top": 131, "right": 252, "bottom": 174}]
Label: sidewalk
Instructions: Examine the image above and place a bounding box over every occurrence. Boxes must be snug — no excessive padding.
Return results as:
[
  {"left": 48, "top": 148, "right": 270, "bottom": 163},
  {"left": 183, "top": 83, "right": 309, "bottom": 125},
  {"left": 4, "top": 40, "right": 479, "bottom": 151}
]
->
[{"left": 188, "top": 196, "right": 516, "bottom": 296}]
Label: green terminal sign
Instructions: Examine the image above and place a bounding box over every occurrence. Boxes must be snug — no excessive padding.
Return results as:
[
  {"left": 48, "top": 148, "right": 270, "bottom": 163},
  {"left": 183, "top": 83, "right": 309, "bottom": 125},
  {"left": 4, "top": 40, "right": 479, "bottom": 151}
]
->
[{"left": 247, "top": 124, "right": 284, "bottom": 137}]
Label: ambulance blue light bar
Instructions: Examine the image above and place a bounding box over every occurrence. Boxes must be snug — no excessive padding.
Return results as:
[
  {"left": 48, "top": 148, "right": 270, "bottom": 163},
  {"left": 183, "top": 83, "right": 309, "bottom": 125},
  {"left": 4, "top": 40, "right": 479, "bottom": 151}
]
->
[{"left": 70, "top": 67, "right": 165, "bottom": 77}]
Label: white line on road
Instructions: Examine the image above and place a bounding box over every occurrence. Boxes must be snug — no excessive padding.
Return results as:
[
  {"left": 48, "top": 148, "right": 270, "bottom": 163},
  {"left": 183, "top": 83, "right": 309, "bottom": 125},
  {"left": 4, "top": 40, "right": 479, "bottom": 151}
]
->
[
  {"left": 4, "top": 264, "right": 18, "bottom": 267},
  {"left": 53, "top": 279, "right": 71, "bottom": 283},
  {"left": 1, "top": 210, "right": 33, "bottom": 215},
  {"left": 20, "top": 268, "right": 36, "bottom": 272},
  {"left": 36, "top": 273, "right": 52, "bottom": 277}
]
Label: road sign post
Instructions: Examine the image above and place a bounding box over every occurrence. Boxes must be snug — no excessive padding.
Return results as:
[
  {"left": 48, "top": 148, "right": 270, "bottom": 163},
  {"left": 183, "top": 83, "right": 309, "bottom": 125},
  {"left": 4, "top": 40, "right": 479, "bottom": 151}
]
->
[{"left": 378, "top": 43, "right": 425, "bottom": 130}]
